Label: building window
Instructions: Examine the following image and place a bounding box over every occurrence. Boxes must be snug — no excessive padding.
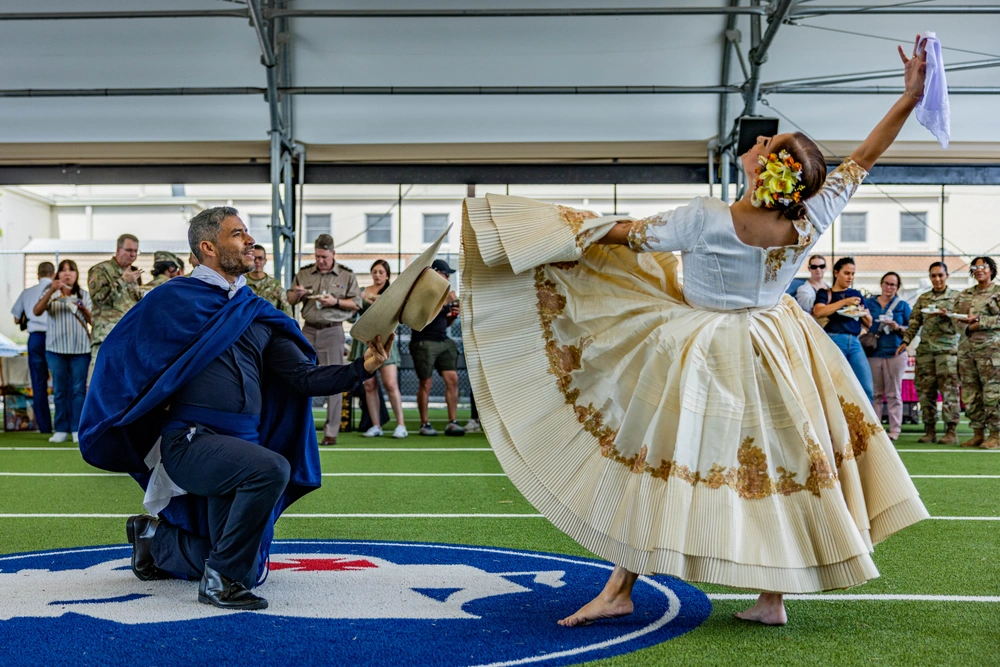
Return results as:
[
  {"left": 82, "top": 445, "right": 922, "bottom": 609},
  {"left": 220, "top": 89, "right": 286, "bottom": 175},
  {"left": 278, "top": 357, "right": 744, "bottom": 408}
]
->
[
  {"left": 839, "top": 212, "right": 867, "bottom": 243},
  {"left": 900, "top": 212, "right": 928, "bottom": 242},
  {"left": 423, "top": 214, "right": 450, "bottom": 244},
  {"left": 366, "top": 214, "right": 392, "bottom": 244},
  {"left": 304, "top": 214, "right": 331, "bottom": 244},
  {"left": 248, "top": 214, "right": 270, "bottom": 242}
]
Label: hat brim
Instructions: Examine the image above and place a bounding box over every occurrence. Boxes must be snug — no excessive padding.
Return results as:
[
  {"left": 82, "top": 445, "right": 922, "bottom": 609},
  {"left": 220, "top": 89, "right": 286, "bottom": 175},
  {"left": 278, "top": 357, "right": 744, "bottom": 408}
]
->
[{"left": 350, "top": 225, "right": 453, "bottom": 345}]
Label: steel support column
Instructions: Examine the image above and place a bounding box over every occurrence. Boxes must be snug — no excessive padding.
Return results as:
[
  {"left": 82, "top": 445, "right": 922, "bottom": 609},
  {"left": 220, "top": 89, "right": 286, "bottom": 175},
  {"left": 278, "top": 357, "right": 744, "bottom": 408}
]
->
[
  {"left": 715, "top": 0, "right": 742, "bottom": 202},
  {"left": 248, "top": 0, "right": 298, "bottom": 288}
]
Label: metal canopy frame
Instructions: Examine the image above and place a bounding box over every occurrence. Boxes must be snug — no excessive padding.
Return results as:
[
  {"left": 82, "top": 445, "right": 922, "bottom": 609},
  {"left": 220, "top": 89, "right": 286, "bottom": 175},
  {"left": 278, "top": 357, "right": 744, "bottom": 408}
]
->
[
  {"left": 3, "top": 5, "right": 1000, "bottom": 20},
  {"left": 2, "top": 163, "right": 997, "bottom": 187},
  {"left": 5, "top": 1, "right": 1000, "bottom": 278}
]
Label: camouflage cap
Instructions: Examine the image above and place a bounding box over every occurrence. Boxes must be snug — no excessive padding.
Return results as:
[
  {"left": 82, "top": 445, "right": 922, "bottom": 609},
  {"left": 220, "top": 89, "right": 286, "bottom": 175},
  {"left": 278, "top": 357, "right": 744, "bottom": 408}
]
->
[{"left": 153, "top": 250, "right": 183, "bottom": 268}]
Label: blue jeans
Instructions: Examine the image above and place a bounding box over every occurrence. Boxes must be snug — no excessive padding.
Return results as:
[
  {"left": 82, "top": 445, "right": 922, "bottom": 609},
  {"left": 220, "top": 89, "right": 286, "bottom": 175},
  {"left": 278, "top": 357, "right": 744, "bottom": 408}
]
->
[
  {"left": 46, "top": 352, "right": 89, "bottom": 433},
  {"left": 829, "top": 333, "right": 874, "bottom": 401},
  {"left": 27, "top": 333, "right": 52, "bottom": 433}
]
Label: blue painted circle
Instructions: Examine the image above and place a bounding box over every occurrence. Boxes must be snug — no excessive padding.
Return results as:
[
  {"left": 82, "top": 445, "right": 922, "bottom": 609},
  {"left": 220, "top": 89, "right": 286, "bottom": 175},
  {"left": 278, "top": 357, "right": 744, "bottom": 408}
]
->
[{"left": 0, "top": 540, "right": 711, "bottom": 666}]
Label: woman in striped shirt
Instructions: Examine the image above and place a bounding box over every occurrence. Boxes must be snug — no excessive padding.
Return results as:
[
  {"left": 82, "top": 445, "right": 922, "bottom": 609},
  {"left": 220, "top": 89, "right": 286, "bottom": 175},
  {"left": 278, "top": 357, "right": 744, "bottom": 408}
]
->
[{"left": 34, "top": 259, "right": 92, "bottom": 443}]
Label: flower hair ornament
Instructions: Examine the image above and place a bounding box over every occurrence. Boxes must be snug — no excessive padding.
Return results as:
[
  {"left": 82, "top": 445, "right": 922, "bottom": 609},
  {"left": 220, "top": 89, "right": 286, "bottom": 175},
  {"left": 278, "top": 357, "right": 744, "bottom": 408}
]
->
[{"left": 751, "top": 149, "right": 806, "bottom": 209}]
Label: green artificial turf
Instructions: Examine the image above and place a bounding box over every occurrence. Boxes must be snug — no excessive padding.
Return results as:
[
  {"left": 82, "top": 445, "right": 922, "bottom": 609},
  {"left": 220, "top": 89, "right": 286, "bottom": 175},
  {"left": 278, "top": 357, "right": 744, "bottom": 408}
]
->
[{"left": 0, "top": 410, "right": 998, "bottom": 666}]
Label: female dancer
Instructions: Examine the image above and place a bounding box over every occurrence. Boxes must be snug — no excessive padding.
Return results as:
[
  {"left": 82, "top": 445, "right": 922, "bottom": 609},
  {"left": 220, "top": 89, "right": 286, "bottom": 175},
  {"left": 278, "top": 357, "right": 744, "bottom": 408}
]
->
[{"left": 461, "top": 40, "right": 930, "bottom": 627}]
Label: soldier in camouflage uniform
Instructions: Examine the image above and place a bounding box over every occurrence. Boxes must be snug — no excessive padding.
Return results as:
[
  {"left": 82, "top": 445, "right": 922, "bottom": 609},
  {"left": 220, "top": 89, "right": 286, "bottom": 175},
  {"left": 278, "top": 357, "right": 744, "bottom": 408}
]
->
[
  {"left": 246, "top": 245, "right": 292, "bottom": 316},
  {"left": 898, "top": 262, "right": 961, "bottom": 444},
  {"left": 954, "top": 256, "right": 1000, "bottom": 449},
  {"left": 87, "top": 234, "right": 143, "bottom": 380},
  {"left": 139, "top": 250, "right": 185, "bottom": 294}
]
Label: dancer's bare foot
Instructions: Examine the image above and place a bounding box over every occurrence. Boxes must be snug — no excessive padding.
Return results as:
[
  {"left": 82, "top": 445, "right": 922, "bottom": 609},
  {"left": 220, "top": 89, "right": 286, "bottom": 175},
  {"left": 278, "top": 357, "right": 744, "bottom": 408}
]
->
[
  {"left": 733, "top": 592, "right": 787, "bottom": 626},
  {"left": 558, "top": 565, "right": 639, "bottom": 627},
  {"left": 558, "top": 593, "right": 634, "bottom": 627}
]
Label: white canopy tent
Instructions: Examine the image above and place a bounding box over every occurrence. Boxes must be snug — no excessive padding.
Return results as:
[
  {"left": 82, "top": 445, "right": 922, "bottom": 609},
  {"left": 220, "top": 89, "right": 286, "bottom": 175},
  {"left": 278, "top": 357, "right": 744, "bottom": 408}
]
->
[{"left": 1, "top": 0, "right": 998, "bottom": 282}]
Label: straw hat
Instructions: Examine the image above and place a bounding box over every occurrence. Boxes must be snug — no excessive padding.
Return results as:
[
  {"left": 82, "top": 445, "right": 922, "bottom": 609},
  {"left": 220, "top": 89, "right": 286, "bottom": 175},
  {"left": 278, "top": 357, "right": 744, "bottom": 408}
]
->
[{"left": 351, "top": 226, "right": 454, "bottom": 345}]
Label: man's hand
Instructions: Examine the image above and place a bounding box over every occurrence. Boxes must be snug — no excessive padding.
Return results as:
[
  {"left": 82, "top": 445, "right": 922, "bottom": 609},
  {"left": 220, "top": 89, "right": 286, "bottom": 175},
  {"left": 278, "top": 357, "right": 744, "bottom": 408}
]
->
[
  {"left": 363, "top": 333, "right": 395, "bottom": 374},
  {"left": 122, "top": 267, "right": 142, "bottom": 284},
  {"left": 319, "top": 294, "right": 339, "bottom": 308}
]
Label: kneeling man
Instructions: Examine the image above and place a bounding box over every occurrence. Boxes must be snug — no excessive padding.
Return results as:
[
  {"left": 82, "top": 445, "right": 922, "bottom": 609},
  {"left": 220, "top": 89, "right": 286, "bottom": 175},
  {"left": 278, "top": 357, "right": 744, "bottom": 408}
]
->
[{"left": 79, "top": 207, "right": 392, "bottom": 611}]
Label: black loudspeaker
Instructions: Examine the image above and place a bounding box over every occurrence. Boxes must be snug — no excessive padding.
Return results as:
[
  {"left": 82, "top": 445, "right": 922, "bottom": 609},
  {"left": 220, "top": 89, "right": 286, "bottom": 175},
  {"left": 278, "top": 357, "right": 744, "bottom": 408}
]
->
[{"left": 735, "top": 117, "right": 780, "bottom": 156}]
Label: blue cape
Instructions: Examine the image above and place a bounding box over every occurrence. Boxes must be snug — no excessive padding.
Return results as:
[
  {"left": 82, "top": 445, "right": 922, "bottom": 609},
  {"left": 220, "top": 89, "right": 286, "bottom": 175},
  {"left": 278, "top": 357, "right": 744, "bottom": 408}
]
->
[{"left": 79, "top": 277, "right": 322, "bottom": 582}]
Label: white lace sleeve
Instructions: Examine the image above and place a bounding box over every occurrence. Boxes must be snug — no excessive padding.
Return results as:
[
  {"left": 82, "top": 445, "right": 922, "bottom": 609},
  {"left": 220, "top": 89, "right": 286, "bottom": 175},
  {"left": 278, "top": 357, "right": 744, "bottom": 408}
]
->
[
  {"left": 804, "top": 159, "right": 868, "bottom": 235},
  {"left": 626, "top": 197, "right": 705, "bottom": 253}
]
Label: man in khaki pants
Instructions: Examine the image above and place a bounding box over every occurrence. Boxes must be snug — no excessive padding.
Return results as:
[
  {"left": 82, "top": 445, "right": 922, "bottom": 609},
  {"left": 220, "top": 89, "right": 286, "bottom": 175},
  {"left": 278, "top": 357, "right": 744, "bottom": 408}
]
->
[{"left": 288, "top": 234, "right": 361, "bottom": 444}]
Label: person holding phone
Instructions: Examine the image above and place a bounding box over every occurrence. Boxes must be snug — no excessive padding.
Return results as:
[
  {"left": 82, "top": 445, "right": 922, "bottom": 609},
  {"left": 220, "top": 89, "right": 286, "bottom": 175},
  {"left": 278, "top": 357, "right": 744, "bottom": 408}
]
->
[{"left": 34, "top": 259, "right": 92, "bottom": 443}]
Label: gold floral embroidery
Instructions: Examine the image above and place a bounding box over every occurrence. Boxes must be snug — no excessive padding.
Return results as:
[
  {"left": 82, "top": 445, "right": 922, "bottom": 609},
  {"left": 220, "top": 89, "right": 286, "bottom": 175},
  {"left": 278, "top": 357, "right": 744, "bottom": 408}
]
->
[
  {"left": 839, "top": 396, "right": 883, "bottom": 462},
  {"left": 763, "top": 218, "right": 814, "bottom": 283},
  {"left": 556, "top": 205, "right": 598, "bottom": 233},
  {"left": 826, "top": 159, "right": 868, "bottom": 198},
  {"left": 702, "top": 463, "right": 730, "bottom": 489},
  {"left": 734, "top": 437, "right": 776, "bottom": 499},
  {"left": 576, "top": 228, "right": 597, "bottom": 249},
  {"left": 626, "top": 214, "right": 666, "bottom": 252},
  {"left": 631, "top": 445, "right": 649, "bottom": 473},
  {"left": 549, "top": 261, "right": 579, "bottom": 271},
  {"left": 534, "top": 265, "right": 841, "bottom": 499}
]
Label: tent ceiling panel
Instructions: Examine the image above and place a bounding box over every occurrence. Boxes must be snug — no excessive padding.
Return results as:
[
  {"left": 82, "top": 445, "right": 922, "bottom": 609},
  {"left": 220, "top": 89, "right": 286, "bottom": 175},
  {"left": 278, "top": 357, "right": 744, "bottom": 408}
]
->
[{"left": 0, "top": 0, "right": 997, "bottom": 161}]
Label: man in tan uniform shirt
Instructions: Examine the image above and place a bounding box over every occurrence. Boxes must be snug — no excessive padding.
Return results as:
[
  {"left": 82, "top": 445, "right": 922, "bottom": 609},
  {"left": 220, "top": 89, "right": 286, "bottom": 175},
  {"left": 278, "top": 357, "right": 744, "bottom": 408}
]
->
[{"left": 287, "top": 234, "right": 361, "bottom": 444}]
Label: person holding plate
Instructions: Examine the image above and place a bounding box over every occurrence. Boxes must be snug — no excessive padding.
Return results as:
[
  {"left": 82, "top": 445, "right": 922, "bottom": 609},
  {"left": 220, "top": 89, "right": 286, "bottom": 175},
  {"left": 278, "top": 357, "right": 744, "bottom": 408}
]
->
[
  {"left": 897, "top": 262, "right": 960, "bottom": 445},
  {"left": 864, "top": 272, "right": 911, "bottom": 440},
  {"left": 34, "top": 259, "right": 92, "bottom": 443},
  {"left": 814, "top": 257, "right": 874, "bottom": 400},
  {"left": 954, "top": 256, "right": 1000, "bottom": 449}
]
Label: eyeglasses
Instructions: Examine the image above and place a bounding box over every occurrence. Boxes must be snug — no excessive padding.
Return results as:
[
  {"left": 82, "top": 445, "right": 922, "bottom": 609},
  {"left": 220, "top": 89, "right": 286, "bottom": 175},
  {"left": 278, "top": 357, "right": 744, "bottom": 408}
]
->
[
  {"left": 882, "top": 282, "right": 899, "bottom": 288},
  {"left": 972, "top": 265, "right": 989, "bottom": 271},
  {"left": 809, "top": 264, "right": 826, "bottom": 270}
]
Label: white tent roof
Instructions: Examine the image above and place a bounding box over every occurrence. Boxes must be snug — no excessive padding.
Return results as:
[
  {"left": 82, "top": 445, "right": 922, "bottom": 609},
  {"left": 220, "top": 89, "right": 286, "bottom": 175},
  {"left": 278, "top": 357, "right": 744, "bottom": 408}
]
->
[{"left": 1, "top": 0, "right": 998, "bottom": 165}]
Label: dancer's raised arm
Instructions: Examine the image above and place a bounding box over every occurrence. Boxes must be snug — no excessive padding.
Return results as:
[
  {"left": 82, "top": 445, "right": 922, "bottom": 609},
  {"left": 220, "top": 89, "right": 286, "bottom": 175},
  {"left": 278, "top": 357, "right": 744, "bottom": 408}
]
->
[{"left": 850, "top": 37, "right": 927, "bottom": 171}]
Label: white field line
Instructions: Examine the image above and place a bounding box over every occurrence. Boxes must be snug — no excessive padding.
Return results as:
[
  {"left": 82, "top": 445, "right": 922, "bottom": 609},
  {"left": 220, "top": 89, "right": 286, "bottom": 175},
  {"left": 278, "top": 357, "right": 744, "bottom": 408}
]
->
[
  {"left": 0, "top": 472, "right": 507, "bottom": 478},
  {"left": 5, "top": 446, "right": 999, "bottom": 454},
  {"left": 910, "top": 475, "right": 1000, "bottom": 479},
  {"left": 0, "top": 513, "right": 996, "bottom": 520},
  {"left": 708, "top": 593, "right": 1000, "bottom": 603},
  {"left": 1, "top": 472, "right": 998, "bottom": 480},
  {"left": 896, "top": 449, "right": 1000, "bottom": 453}
]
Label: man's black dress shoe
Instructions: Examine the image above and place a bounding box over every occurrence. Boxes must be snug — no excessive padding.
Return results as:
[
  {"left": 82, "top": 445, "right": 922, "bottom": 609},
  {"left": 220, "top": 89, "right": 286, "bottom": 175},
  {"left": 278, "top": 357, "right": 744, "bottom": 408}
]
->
[
  {"left": 125, "top": 515, "right": 172, "bottom": 581},
  {"left": 198, "top": 563, "right": 268, "bottom": 611}
]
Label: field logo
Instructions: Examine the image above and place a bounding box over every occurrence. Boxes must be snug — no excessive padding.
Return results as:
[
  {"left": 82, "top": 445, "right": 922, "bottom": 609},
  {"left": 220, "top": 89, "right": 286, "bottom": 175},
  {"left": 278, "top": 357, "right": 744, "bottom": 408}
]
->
[{"left": 0, "top": 540, "right": 711, "bottom": 666}]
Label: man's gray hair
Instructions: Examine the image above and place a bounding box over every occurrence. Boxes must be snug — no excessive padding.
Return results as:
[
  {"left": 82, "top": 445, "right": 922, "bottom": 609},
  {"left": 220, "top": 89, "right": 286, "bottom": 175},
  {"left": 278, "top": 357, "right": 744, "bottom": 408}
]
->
[
  {"left": 117, "top": 233, "right": 139, "bottom": 250},
  {"left": 189, "top": 206, "right": 240, "bottom": 261}
]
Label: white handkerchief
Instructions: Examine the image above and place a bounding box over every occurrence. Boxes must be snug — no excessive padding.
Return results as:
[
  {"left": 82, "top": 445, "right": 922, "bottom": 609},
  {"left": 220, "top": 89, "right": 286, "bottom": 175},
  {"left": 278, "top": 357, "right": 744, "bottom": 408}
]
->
[
  {"left": 142, "top": 434, "right": 190, "bottom": 516},
  {"left": 914, "top": 31, "right": 950, "bottom": 149}
]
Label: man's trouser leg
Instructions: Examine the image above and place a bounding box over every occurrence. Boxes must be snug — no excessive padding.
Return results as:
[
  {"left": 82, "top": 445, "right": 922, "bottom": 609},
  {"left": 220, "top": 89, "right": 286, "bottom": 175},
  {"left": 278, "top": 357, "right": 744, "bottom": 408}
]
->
[
  {"left": 27, "top": 332, "right": 52, "bottom": 433},
  {"left": 915, "top": 354, "right": 939, "bottom": 427},
  {"left": 151, "top": 428, "right": 290, "bottom": 586},
  {"left": 304, "top": 324, "right": 345, "bottom": 440},
  {"left": 934, "top": 352, "right": 961, "bottom": 426},
  {"left": 959, "top": 350, "right": 984, "bottom": 430},
  {"left": 88, "top": 342, "right": 101, "bottom": 384}
]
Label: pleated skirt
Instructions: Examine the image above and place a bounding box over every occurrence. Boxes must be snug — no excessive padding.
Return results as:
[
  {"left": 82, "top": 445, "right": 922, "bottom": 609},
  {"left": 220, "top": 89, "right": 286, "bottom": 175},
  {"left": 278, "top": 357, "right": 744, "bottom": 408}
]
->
[{"left": 460, "top": 194, "right": 928, "bottom": 593}]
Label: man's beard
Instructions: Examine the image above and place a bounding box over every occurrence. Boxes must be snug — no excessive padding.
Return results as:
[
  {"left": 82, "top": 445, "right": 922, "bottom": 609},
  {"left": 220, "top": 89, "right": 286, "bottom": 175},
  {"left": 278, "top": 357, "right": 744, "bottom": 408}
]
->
[{"left": 218, "top": 244, "right": 254, "bottom": 276}]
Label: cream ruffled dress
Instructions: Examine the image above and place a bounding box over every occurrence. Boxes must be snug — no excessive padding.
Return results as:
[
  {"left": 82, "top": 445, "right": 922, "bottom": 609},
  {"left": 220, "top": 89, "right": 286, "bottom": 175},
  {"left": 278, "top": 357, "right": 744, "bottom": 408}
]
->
[{"left": 460, "top": 160, "right": 928, "bottom": 594}]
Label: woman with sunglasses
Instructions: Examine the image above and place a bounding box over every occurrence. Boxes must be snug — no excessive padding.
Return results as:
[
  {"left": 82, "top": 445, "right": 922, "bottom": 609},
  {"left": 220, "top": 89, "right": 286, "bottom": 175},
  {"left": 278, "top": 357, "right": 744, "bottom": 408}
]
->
[
  {"left": 865, "top": 272, "right": 911, "bottom": 440},
  {"left": 954, "top": 257, "right": 1000, "bottom": 449},
  {"left": 795, "top": 255, "right": 830, "bottom": 314}
]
